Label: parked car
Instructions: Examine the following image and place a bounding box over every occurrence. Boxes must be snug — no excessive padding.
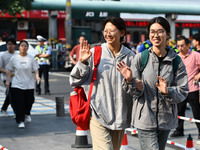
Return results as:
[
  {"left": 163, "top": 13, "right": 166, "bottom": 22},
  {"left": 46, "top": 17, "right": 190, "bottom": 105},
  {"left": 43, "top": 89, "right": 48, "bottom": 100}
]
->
[
  {"left": 0, "top": 41, "right": 37, "bottom": 57},
  {"left": 23, "top": 39, "right": 38, "bottom": 48}
]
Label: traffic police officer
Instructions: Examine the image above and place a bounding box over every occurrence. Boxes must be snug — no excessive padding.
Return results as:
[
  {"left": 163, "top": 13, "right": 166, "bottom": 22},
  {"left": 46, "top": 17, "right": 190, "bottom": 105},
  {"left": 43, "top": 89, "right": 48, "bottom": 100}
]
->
[{"left": 35, "top": 35, "right": 51, "bottom": 95}]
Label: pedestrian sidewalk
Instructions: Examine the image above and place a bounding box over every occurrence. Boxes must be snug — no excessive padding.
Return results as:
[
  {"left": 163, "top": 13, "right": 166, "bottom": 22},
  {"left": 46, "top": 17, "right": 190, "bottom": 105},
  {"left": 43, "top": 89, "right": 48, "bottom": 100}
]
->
[{"left": 0, "top": 86, "right": 69, "bottom": 117}]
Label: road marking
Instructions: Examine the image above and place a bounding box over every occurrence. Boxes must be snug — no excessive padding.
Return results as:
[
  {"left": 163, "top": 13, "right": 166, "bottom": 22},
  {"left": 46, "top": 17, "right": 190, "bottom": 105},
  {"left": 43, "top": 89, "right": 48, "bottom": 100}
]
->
[
  {"left": 0, "top": 86, "right": 69, "bottom": 117},
  {"left": 49, "top": 72, "right": 70, "bottom": 78}
]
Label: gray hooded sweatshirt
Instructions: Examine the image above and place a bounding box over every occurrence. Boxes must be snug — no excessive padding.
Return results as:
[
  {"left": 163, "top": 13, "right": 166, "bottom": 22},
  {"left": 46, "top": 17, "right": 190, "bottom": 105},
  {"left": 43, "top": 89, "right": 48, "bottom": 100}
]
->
[
  {"left": 70, "top": 43, "right": 135, "bottom": 130},
  {"left": 122, "top": 48, "right": 189, "bottom": 130}
]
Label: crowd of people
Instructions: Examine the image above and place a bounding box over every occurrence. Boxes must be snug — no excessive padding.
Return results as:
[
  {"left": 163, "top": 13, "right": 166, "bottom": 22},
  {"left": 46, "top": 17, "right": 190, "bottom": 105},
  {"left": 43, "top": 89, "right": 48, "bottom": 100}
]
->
[{"left": 0, "top": 15, "right": 200, "bottom": 149}]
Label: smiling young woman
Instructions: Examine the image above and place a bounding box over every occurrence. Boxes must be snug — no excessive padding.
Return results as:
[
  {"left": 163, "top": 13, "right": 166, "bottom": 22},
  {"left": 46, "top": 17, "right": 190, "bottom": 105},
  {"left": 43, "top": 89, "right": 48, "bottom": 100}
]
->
[
  {"left": 70, "top": 17, "right": 135, "bottom": 150},
  {"left": 148, "top": 18, "right": 170, "bottom": 57},
  {"left": 117, "top": 16, "right": 189, "bottom": 150},
  {"left": 102, "top": 18, "right": 127, "bottom": 57}
]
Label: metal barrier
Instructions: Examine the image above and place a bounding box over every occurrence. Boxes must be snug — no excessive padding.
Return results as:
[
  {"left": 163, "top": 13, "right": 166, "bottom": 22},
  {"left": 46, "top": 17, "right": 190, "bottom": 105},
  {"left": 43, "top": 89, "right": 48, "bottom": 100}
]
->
[
  {"left": 167, "top": 140, "right": 186, "bottom": 149},
  {"left": 178, "top": 116, "right": 200, "bottom": 123}
]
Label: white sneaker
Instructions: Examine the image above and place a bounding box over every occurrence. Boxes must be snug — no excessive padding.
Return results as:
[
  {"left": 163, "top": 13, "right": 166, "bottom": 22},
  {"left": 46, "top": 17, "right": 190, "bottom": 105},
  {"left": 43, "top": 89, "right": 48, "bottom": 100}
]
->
[
  {"left": 1, "top": 110, "right": 8, "bottom": 114},
  {"left": 18, "top": 122, "right": 25, "bottom": 128},
  {"left": 0, "top": 110, "right": 8, "bottom": 116},
  {"left": 25, "top": 115, "right": 31, "bottom": 123}
]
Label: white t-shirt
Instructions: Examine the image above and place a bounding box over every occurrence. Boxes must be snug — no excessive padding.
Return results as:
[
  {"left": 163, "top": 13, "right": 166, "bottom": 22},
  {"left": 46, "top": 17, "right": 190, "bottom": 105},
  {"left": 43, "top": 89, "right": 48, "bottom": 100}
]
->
[
  {"left": 0, "top": 51, "right": 18, "bottom": 81},
  {"left": 7, "top": 54, "right": 39, "bottom": 90}
]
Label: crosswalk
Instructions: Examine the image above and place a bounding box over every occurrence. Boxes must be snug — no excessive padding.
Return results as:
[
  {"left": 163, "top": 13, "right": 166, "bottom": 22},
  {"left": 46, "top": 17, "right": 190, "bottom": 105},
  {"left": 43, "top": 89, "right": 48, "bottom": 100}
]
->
[{"left": 0, "top": 86, "right": 69, "bottom": 117}]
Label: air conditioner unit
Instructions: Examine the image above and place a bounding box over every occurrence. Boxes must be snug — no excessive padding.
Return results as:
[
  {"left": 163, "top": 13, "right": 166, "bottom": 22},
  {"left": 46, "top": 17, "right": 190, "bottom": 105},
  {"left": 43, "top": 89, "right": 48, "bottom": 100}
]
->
[{"left": 17, "top": 21, "right": 28, "bottom": 30}]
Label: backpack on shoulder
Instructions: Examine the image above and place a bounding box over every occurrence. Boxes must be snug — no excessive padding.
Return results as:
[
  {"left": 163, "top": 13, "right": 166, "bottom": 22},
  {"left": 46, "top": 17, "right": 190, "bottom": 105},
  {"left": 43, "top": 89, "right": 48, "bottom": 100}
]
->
[
  {"left": 140, "top": 49, "right": 181, "bottom": 75},
  {"left": 69, "top": 46, "right": 102, "bottom": 130}
]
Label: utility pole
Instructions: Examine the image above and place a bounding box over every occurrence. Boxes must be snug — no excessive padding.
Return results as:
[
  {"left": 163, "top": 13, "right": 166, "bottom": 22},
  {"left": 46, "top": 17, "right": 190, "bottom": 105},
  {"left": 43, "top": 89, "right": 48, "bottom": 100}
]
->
[
  {"left": 65, "top": 0, "right": 72, "bottom": 50},
  {"left": 49, "top": 10, "right": 58, "bottom": 39},
  {"left": 166, "top": 14, "right": 177, "bottom": 40}
]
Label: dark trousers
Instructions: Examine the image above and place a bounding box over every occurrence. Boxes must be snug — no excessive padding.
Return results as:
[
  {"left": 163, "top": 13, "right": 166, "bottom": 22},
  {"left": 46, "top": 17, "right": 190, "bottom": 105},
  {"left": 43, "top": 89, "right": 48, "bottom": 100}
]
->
[
  {"left": 1, "top": 81, "right": 13, "bottom": 112},
  {"left": 11, "top": 88, "right": 34, "bottom": 123},
  {"left": 1, "top": 90, "right": 10, "bottom": 111},
  {"left": 36, "top": 65, "right": 50, "bottom": 93},
  {"left": 176, "top": 90, "right": 200, "bottom": 134}
]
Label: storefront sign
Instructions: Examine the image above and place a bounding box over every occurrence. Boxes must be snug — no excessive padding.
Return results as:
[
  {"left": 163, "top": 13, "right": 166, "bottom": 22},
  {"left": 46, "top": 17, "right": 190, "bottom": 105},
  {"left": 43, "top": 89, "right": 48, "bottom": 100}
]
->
[{"left": 125, "top": 21, "right": 200, "bottom": 28}]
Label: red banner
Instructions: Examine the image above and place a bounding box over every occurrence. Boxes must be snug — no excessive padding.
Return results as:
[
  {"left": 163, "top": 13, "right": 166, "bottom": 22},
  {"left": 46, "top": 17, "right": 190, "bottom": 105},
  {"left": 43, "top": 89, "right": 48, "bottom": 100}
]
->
[{"left": 0, "top": 10, "right": 66, "bottom": 19}]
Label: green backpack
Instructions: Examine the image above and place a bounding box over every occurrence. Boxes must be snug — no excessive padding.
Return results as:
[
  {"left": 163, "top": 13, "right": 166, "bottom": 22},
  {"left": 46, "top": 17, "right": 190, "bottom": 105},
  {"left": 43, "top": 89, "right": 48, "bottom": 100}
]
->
[{"left": 140, "top": 49, "right": 181, "bottom": 76}]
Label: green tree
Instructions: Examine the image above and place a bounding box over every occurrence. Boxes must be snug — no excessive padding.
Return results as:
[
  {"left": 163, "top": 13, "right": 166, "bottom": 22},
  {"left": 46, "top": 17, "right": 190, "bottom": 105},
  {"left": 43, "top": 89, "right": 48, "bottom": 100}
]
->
[{"left": 0, "top": 0, "right": 33, "bottom": 18}]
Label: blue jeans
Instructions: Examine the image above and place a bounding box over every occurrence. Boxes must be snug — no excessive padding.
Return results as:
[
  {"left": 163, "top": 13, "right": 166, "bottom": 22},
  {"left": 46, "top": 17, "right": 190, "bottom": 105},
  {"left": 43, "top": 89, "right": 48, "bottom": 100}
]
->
[{"left": 137, "top": 129, "right": 170, "bottom": 150}]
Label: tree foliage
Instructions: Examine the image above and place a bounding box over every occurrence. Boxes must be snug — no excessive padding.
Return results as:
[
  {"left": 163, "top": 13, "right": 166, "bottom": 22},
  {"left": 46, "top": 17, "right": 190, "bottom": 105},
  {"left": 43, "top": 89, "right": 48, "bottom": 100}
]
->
[{"left": 0, "top": 0, "right": 33, "bottom": 17}]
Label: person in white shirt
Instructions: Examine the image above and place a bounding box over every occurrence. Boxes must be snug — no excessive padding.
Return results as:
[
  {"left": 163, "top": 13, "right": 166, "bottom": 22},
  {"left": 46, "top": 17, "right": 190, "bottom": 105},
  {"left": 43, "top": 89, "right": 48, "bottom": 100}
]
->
[
  {"left": 6, "top": 40, "right": 40, "bottom": 129},
  {"left": 0, "top": 38, "right": 18, "bottom": 115}
]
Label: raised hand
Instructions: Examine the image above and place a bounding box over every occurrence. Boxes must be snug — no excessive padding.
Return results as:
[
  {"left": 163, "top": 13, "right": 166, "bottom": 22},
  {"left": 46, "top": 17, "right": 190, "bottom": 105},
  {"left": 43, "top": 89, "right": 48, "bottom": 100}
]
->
[
  {"left": 156, "top": 76, "right": 168, "bottom": 95},
  {"left": 117, "top": 61, "right": 133, "bottom": 82},
  {"left": 79, "top": 40, "right": 92, "bottom": 64},
  {"left": 117, "top": 61, "right": 143, "bottom": 91}
]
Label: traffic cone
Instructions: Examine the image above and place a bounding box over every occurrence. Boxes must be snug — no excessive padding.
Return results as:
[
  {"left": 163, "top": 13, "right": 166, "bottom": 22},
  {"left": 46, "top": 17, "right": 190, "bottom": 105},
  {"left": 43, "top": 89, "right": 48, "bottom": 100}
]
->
[
  {"left": 131, "top": 128, "right": 138, "bottom": 136},
  {"left": 120, "top": 131, "right": 128, "bottom": 150},
  {"left": 71, "top": 126, "right": 92, "bottom": 148},
  {"left": 186, "top": 134, "right": 196, "bottom": 150},
  {"left": 0, "top": 145, "right": 8, "bottom": 150}
]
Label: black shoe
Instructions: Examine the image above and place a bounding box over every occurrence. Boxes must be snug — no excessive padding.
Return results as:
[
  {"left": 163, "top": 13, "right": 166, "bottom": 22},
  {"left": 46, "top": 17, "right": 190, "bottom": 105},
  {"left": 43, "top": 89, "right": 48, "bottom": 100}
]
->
[
  {"left": 45, "top": 92, "right": 51, "bottom": 95},
  {"left": 170, "top": 131, "right": 184, "bottom": 137}
]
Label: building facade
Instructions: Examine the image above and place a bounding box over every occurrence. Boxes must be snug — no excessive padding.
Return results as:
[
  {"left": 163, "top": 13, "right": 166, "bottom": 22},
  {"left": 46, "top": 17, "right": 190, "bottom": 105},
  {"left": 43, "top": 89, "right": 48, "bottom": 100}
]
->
[{"left": 0, "top": 0, "right": 200, "bottom": 47}]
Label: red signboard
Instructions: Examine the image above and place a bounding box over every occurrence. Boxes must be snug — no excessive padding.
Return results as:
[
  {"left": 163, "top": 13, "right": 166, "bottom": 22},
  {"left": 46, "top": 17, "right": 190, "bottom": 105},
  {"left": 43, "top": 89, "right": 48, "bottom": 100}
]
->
[
  {"left": 0, "top": 10, "right": 65, "bottom": 19},
  {"left": 176, "top": 23, "right": 200, "bottom": 28},
  {"left": 0, "top": 10, "right": 27, "bottom": 18},
  {"left": 28, "top": 10, "right": 48, "bottom": 18},
  {"left": 125, "top": 21, "right": 200, "bottom": 28},
  {"left": 125, "top": 21, "right": 149, "bottom": 27},
  {"left": 57, "top": 11, "right": 66, "bottom": 19}
]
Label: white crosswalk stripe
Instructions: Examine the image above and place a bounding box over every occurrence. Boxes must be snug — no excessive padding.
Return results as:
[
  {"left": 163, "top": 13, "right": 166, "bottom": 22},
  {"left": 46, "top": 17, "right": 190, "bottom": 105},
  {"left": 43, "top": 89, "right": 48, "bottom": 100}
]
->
[{"left": 0, "top": 86, "right": 69, "bottom": 117}]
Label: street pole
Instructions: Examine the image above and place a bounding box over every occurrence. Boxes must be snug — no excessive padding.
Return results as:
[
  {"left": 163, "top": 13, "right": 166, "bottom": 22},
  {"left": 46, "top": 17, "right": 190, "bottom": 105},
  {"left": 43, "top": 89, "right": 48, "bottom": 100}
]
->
[
  {"left": 166, "top": 14, "right": 177, "bottom": 40},
  {"left": 49, "top": 10, "right": 58, "bottom": 39},
  {"left": 65, "top": 0, "right": 72, "bottom": 50}
]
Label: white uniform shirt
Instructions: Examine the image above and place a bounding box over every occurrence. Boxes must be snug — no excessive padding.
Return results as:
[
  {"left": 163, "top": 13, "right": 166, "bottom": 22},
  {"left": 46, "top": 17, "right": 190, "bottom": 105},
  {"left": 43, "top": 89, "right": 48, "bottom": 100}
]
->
[
  {"left": 0, "top": 51, "right": 18, "bottom": 81},
  {"left": 7, "top": 54, "right": 38, "bottom": 90}
]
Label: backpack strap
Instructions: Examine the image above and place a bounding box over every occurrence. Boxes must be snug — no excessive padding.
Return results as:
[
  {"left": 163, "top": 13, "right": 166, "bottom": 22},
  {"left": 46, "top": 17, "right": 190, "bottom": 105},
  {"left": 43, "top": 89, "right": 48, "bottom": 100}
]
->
[
  {"left": 139, "top": 50, "right": 180, "bottom": 77},
  {"left": 93, "top": 46, "right": 102, "bottom": 80},
  {"left": 87, "top": 46, "right": 102, "bottom": 103},
  {"left": 140, "top": 49, "right": 149, "bottom": 76},
  {"left": 172, "top": 55, "right": 181, "bottom": 73}
]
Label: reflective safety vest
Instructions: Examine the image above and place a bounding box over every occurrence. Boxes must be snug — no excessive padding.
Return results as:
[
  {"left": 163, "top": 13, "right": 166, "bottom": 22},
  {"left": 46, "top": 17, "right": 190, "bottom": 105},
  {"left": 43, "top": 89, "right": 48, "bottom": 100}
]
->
[
  {"left": 172, "top": 46, "right": 179, "bottom": 53},
  {"left": 143, "top": 41, "right": 150, "bottom": 49},
  {"left": 35, "top": 45, "right": 50, "bottom": 64}
]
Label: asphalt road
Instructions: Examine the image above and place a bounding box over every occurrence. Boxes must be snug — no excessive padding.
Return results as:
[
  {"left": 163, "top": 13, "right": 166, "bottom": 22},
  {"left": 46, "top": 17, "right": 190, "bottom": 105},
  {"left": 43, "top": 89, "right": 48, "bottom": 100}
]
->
[{"left": 36, "top": 71, "right": 73, "bottom": 104}]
